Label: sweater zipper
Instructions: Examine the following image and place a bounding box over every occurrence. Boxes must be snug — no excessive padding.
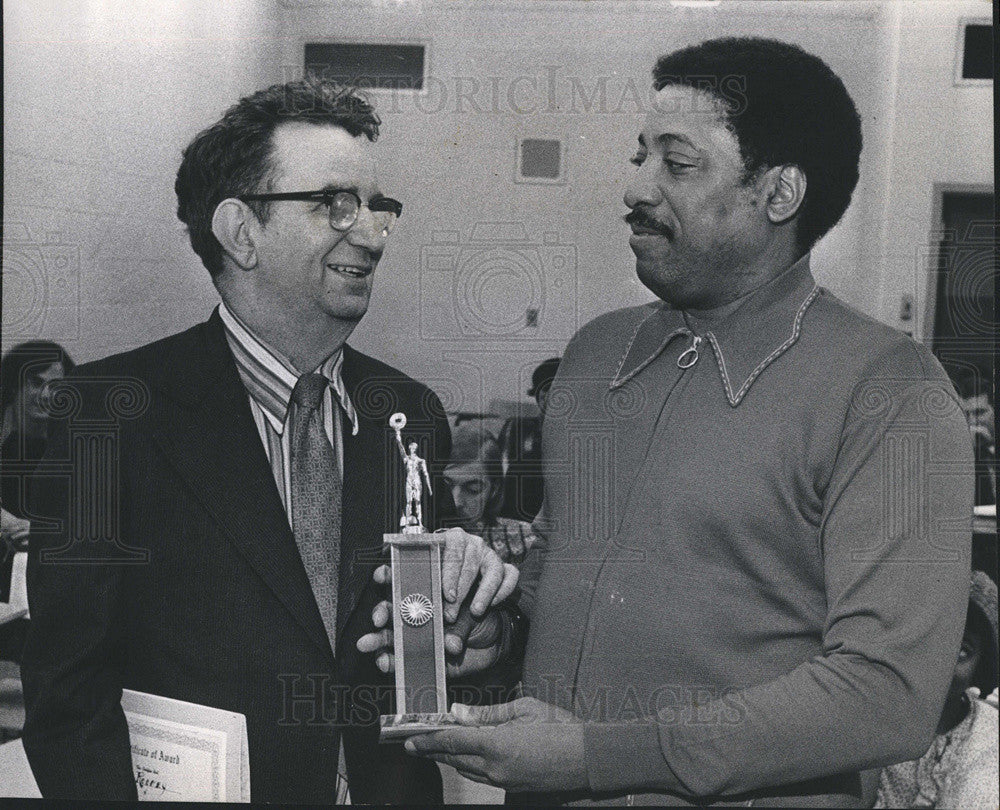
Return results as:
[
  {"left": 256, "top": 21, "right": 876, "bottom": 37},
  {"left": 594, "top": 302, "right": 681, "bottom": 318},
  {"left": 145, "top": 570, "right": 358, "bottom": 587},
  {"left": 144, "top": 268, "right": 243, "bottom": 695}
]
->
[{"left": 677, "top": 334, "right": 701, "bottom": 369}]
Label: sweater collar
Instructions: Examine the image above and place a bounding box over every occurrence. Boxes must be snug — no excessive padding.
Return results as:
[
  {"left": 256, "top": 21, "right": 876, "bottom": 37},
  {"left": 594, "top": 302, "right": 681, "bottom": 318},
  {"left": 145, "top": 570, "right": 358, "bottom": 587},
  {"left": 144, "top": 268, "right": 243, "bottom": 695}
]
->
[{"left": 611, "top": 254, "right": 819, "bottom": 406}]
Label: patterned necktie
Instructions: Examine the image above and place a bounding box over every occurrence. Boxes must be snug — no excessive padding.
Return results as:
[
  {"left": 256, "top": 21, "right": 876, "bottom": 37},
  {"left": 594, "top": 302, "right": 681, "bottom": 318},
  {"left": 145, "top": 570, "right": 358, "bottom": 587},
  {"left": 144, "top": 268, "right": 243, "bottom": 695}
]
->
[{"left": 289, "top": 373, "right": 342, "bottom": 656}]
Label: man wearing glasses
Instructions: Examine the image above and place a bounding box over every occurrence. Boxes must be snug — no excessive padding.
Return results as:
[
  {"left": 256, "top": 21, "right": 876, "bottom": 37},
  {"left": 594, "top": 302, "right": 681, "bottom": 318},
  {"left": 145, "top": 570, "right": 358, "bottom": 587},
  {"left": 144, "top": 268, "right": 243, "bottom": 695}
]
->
[{"left": 21, "top": 79, "right": 517, "bottom": 804}]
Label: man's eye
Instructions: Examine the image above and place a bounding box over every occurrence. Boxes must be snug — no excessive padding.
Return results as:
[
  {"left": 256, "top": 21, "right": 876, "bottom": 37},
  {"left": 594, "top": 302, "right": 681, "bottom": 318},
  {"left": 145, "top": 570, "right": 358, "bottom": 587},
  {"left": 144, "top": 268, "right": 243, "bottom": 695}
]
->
[{"left": 665, "top": 159, "right": 696, "bottom": 172}]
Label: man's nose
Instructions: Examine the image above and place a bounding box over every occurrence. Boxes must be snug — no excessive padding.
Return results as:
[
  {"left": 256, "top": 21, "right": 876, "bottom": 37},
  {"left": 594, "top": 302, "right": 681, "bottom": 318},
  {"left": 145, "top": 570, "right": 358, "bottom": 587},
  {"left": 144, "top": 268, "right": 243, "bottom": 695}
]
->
[
  {"left": 345, "top": 207, "right": 388, "bottom": 253},
  {"left": 624, "top": 168, "right": 663, "bottom": 210}
]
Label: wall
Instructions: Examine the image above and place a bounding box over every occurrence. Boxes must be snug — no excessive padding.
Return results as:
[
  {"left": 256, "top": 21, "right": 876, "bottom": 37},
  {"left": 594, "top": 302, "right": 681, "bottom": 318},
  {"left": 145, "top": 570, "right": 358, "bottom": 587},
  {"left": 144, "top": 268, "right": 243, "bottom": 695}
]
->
[
  {"left": 2, "top": 0, "right": 282, "bottom": 363},
  {"left": 3, "top": 1, "right": 992, "bottom": 412},
  {"left": 874, "top": 0, "right": 994, "bottom": 340},
  {"left": 278, "top": 0, "right": 895, "bottom": 414}
]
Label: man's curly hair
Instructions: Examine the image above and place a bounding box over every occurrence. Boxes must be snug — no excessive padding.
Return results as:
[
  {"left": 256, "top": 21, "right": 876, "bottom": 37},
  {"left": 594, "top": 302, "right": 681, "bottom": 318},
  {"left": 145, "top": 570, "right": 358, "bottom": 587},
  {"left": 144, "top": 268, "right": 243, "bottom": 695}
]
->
[
  {"left": 175, "top": 77, "right": 380, "bottom": 277},
  {"left": 654, "top": 38, "right": 863, "bottom": 254}
]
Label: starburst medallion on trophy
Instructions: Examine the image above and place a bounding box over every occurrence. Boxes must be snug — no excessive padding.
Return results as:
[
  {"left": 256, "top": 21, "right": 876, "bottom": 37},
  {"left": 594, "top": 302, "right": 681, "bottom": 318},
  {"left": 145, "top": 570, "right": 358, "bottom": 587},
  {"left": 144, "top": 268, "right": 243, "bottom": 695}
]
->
[{"left": 399, "top": 593, "right": 433, "bottom": 627}]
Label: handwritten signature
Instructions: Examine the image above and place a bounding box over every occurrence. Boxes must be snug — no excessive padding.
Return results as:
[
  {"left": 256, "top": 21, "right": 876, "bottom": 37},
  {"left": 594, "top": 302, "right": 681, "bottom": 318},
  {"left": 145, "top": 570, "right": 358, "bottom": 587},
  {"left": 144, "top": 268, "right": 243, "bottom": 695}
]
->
[{"left": 135, "top": 765, "right": 177, "bottom": 796}]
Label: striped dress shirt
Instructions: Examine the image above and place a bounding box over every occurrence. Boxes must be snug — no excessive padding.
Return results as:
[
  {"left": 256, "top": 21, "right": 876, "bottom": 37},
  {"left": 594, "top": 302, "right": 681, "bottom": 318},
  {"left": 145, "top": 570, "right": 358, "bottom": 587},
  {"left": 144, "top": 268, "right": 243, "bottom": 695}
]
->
[{"left": 218, "top": 302, "right": 358, "bottom": 524}]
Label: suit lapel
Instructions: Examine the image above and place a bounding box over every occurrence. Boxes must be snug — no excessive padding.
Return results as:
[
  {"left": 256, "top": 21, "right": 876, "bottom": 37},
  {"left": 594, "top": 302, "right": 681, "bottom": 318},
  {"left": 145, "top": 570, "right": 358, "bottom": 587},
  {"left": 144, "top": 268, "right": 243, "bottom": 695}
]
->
[{"left": 145, "top": 312, "right": 333, "bottom": 658}]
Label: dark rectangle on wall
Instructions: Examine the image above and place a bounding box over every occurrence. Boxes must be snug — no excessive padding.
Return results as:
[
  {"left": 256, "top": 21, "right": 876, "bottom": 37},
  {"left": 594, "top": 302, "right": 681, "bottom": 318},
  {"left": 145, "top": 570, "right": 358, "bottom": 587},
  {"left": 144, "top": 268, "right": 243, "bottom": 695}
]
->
[
  {"left": 520, "top": 139, "right": 561, "bottom": 179},
  {"left": 305, "top": 42, "right": 425, "bottom": 90},
  {"left": 961, "top": 24, "right": 992, "bottom": 80}
]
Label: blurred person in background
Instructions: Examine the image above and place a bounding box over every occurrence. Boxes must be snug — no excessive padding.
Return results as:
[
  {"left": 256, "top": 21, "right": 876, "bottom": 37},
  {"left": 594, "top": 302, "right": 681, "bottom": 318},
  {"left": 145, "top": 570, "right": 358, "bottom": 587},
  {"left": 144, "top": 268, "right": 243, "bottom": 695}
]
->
[
  {"left": 949, "top": 366, "right": 995, "bottom": 506},
  {"left": 1, "top": 340, "right": 75, "bottom": 535},
  {"left": 445, "top": 424, "right": 533, "bottom": 565},
  {"left": 876, "top": 570, "right": 998, "bottom": 809},
  {"left": 1, "top": 341, "right": 74, "bottom": 662},
  {"left": 528, "top": 357, "right": 560, "bottom": 417},
  {"left": 497, "top": 357, "right": 560, "bottom": 523}
]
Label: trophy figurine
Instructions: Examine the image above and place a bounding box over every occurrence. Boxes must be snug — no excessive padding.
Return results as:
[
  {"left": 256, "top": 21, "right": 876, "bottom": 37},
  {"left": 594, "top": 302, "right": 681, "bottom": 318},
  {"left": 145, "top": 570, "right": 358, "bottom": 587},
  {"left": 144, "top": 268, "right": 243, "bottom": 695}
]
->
[
  {"left": 380, "top": 413, "right": 460, "bottom": 741},
  {"left": 392, "top": 412, "right": 433, "bottom": 533}
]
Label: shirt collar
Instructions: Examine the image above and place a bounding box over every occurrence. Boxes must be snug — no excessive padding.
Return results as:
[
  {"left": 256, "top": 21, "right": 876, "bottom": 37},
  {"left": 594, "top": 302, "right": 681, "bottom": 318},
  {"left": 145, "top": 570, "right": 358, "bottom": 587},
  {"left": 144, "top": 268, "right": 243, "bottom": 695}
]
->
[
  {"left": 611, "top": 254, "right": 819, "bottom": 407},
  {"left": 218, "top": 302, "right": 358, "bottom": 435}
]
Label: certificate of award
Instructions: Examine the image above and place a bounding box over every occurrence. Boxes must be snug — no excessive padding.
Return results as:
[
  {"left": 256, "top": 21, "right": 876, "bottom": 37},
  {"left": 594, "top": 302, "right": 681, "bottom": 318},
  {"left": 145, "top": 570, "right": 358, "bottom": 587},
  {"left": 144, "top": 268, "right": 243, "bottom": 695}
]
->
[{"left": 121, "top": 689, "right": 249, "bottom": 802}]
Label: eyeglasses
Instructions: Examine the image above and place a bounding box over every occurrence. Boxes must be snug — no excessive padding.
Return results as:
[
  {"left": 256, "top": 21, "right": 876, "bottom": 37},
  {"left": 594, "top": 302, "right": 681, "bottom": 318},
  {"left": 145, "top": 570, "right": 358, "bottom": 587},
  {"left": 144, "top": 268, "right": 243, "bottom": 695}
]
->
[{"left": 238, "top": 189, "right": 402, "bottom": 235}]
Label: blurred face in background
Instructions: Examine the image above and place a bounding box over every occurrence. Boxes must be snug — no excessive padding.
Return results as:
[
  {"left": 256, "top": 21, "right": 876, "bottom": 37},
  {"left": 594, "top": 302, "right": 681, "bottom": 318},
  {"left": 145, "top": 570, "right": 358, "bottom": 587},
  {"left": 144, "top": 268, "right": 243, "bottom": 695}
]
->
[
  {"left": 11, "top": 361, "right": 66, "bottom": 432},
  {"left": 443, "top": 459, "right": 500, "bottom": 529}
]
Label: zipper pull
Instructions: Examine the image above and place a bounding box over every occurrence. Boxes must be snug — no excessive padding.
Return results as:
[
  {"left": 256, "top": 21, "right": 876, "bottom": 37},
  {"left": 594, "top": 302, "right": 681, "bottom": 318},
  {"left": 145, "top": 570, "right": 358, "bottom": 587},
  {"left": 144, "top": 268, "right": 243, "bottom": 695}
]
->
[{"left": 677, "top": 334, "right": 701, "bottom": 369}]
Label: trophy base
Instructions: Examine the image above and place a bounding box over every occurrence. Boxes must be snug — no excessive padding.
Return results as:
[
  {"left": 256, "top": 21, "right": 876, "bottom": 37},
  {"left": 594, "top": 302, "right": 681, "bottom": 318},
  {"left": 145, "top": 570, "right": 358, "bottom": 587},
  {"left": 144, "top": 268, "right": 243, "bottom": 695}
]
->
[{"left": 379, "top": 712, "right": 462, "bottom": 742}]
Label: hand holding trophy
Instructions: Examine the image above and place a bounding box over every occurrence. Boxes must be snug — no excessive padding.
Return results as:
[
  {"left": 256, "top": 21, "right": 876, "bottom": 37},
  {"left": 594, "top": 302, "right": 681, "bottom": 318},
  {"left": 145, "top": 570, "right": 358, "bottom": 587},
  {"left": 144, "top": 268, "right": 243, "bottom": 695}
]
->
[{"left": 364, "top": 413, "right": 519, "bottom": 741}]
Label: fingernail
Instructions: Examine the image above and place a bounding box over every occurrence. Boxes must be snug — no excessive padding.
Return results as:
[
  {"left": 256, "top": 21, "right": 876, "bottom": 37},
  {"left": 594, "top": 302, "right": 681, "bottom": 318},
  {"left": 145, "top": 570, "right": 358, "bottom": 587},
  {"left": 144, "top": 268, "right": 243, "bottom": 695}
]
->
[{"left": 404, "top": 740, "right": 415, "bottom": 753}]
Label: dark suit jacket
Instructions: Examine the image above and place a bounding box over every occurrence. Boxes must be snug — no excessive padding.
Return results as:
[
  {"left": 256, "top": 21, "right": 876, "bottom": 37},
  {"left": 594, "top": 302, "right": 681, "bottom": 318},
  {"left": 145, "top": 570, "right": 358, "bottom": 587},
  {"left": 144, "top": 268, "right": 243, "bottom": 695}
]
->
[{"left": 21, "top": 311, "right": 451, "bottom": 803}]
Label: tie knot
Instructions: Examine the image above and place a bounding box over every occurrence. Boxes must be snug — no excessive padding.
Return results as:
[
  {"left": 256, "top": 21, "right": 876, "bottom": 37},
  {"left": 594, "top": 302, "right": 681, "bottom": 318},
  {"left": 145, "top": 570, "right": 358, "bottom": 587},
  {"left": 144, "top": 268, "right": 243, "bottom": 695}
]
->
[{"left": 291, "top": 373, "right": 328, "bottom": 410}]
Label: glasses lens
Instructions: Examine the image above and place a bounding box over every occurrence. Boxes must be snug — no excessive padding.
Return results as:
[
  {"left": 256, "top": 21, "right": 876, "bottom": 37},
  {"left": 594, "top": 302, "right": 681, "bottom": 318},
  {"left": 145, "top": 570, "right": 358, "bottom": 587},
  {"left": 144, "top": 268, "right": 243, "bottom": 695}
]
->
[
  {"left": 327, "top": 192, "right": 359, "bottom": 229},
  {"left": 372, "top": 211, "right": 398, "bottom": 236}
]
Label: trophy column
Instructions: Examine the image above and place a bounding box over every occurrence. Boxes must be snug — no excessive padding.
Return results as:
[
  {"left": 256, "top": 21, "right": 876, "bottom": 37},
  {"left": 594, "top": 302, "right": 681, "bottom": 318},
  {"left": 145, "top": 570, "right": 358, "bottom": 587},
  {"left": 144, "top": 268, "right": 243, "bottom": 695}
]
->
[{"left": 380, "top": 413, "right": 459, "bottom": 741}]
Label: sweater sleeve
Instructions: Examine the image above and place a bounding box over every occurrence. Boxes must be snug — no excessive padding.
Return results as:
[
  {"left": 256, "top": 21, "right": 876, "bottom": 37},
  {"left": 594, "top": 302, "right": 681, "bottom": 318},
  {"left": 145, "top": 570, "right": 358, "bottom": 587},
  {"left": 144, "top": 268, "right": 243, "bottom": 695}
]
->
[
  {"left": 516, "top": 500, "right": 558, "bottom": 621},
  {"left": 584, "top": 347, "right": 974, "bottom": 798}
]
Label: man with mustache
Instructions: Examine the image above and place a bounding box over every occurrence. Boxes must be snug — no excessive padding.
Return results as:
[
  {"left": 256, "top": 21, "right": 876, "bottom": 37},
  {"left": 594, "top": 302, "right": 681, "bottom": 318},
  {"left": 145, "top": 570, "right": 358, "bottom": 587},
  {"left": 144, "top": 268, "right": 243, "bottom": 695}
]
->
[
  {"left": 407, "top": 38, "right": 973, "bottom": 806},
  {"left": 21, "top": 78, "right": 517, "bottom": 804}
]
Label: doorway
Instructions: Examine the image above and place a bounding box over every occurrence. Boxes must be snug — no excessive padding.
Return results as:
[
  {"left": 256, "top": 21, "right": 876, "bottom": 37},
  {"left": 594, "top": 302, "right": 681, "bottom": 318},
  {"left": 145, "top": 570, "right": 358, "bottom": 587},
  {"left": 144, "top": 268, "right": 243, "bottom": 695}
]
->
[{"left": 928, "top": 188, "right": 995, "bottom": 386}]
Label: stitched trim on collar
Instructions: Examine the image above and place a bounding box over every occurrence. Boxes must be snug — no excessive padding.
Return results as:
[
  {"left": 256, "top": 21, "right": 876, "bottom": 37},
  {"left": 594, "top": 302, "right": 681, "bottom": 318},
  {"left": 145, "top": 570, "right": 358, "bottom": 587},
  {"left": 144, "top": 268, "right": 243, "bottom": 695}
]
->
[
  {"left": 707, "top": 285, "right": 820, "bottom": 407},
  {"left": 610, "top": 306, "right": 691, "bottom": 390}
]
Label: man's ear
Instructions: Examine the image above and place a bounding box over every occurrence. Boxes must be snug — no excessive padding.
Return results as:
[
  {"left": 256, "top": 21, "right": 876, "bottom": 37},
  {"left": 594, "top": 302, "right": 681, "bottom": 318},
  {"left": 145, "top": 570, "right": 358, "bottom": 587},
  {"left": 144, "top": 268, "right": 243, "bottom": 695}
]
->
[
  {"left": 763, "top": 165, "right": 807, "bottom": 225},
  {"left": 211, "top": 199, "right": 258, "bottom": 271}
]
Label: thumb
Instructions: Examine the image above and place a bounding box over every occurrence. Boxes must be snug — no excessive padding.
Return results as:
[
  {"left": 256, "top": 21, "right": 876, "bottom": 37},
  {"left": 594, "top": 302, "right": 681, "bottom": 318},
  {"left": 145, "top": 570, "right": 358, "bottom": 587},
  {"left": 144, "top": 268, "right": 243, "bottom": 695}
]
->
[{"left": 451, "top": 699, "right": 522, "bottom": 727}]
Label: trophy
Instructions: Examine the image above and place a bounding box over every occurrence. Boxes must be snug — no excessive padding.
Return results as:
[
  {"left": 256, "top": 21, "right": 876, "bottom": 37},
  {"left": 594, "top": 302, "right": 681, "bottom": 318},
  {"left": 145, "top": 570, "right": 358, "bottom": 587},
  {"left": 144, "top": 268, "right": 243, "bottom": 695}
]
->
[{"left": 379, "top": 413, "right": 460, "bottom": 741}]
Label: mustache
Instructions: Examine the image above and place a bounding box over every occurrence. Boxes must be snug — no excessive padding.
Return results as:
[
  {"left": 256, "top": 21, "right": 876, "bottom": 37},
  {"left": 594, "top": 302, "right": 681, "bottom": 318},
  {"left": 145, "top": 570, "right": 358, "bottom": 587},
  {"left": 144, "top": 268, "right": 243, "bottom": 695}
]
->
[{"left": 624, "top": 208, "right": 673, "bottom": 238}]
